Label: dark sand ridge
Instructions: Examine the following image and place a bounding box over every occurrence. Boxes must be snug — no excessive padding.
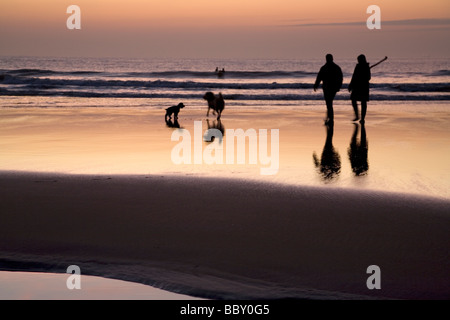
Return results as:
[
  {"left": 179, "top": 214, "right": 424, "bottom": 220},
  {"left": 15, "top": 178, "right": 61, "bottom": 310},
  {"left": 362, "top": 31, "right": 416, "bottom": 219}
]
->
[{"left": 0, "top": 171, "right": 448, "bottom": 299}]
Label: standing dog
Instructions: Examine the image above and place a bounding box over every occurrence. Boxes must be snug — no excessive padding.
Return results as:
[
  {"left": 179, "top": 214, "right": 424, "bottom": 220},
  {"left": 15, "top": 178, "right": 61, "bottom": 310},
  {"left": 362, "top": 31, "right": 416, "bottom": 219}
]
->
[
  {"left": 203, "top": 92, "right": 225, "bottom": 120},
  {"left": 165, "top": 103, "right": 185, "bottom": 120}
]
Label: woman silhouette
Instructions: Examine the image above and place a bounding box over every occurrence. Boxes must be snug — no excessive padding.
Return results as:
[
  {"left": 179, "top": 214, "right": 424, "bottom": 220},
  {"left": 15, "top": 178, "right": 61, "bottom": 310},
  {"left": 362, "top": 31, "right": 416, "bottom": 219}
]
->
[{"left": 349, "top": 55, "right": 371, "bottom": 123}]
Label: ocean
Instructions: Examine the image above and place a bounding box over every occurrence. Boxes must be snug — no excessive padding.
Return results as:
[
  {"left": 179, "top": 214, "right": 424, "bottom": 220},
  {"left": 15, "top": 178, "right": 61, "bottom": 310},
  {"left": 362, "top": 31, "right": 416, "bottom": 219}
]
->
[{"left": 0, "top": 56, "right": 449, "bottom": 108}]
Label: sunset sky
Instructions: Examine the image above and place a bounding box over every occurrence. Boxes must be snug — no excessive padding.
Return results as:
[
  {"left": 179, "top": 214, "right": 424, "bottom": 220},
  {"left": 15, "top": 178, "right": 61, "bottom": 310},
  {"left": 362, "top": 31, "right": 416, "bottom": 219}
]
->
[{"left": 0, "top": 0, "right": 449, "bottom": 59}]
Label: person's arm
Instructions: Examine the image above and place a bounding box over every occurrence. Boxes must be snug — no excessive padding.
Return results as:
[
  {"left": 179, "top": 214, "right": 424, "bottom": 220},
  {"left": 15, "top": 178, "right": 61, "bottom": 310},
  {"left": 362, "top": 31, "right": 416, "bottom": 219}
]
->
[
  {"left": 348, "top": 67, "right": 356, "bottom": 92},
  {"left": 314, "top": 68, "right": 323, "bottom": 91},
  {"left": 337, "top": 67, "right": 343, "bottom": 92}
]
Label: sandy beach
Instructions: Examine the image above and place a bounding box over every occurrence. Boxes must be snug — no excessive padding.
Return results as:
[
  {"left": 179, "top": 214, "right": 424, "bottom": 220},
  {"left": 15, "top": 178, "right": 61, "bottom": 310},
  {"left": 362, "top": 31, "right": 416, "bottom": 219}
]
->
[
  {"left": 0, "top": 170, "right": 449, "bottom": 300},
  {"left": 0, "top": 104, "right": 449, "bottom": 300}
]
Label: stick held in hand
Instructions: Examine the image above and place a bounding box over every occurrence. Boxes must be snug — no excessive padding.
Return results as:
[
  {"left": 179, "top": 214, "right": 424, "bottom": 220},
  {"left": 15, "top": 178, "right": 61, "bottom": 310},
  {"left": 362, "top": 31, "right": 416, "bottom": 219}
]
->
[{"left": 370, "top": 56, "right": 388, "bottom": 69}]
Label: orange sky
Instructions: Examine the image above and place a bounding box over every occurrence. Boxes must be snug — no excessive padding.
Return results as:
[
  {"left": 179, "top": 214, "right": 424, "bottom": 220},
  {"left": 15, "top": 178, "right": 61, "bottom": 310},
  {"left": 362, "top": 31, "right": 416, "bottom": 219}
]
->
[
  {"left": 2, "top": 0, "right": 449, "bottom": 26},
  {"left": 0, "top": 0, "right": 449, "bottom": 58}
]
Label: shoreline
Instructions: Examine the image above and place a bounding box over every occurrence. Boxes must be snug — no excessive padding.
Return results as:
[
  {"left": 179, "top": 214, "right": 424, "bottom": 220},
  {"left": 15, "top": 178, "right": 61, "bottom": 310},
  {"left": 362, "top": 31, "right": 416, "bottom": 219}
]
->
[{"left": 1, "top": 171, "right": 449, "bottom": 300}]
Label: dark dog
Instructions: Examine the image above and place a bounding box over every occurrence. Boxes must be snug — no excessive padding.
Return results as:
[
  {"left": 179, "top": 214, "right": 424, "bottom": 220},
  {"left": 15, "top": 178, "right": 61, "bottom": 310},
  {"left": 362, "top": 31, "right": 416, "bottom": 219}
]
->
[
  {"left": 165, "top": 103, "right": 185, "bottom": 120},
  {"left": 203, "top": 92, "right": 225, "bottom": 120}
]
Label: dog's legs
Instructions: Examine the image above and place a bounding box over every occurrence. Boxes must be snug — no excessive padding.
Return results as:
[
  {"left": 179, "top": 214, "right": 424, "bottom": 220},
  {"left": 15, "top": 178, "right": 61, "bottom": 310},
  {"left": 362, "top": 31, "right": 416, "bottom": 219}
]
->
[{"left": 207, "top": 107, "right": 210, "bottom": 117}]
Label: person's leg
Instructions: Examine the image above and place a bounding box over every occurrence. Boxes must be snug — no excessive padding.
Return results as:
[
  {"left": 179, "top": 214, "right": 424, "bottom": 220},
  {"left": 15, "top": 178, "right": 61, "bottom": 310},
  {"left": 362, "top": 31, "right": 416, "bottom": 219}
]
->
[
  {"left": 325, "top": 98, "right": 334, "bottom": 122},
  {"left": 324, "top": 90, "right": 335, "bottom": 123},
  {"left": 352, "top": 100, "right": 359, "bottom": 121},
  {"left": 360, "top": 101, "right": 367, "bottom": 122}
]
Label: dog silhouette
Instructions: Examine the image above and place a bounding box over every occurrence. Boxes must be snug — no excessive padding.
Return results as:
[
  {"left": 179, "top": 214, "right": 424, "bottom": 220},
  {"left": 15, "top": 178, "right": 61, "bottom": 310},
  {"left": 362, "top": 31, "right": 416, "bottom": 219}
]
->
[
  {"left": 165, "top": 103, "right": 185, "bottom": 120},
  {"left": 203, "top": 92, "right": 225, "bottom": 120}
]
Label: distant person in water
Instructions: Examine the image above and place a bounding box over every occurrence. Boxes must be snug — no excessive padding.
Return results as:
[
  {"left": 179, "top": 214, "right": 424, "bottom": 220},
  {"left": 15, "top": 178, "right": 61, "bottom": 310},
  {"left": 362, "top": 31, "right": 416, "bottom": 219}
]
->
[
  {"left": 314, "top": 54, "right": 343, "bottom": 125},
  {"left": 349, "top": 54, "right": 371, "bottom": 123},
  {"left": 215, "top": 67, "right": 225, "bottom": 78}
]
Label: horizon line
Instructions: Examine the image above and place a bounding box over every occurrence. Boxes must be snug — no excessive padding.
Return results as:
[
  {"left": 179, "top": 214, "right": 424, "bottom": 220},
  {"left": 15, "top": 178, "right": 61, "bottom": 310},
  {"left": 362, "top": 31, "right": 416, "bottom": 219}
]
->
[{"left": 280, "top": 18, "right": 450, "bottom": 28}]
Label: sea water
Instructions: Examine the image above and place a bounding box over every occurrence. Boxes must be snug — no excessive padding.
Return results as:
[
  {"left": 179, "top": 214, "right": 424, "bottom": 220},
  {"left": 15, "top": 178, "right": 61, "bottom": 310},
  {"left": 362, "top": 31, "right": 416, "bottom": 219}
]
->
[{"left": 0, "top": 56, "right": 449, "bottom": 108}]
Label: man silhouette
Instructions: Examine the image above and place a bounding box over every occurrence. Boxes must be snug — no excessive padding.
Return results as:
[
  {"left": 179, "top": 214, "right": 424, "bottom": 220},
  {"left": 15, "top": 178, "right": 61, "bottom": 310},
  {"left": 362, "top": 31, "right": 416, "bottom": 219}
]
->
[{"left": 314, "top": 54, "right": 343, "bottom": 125}]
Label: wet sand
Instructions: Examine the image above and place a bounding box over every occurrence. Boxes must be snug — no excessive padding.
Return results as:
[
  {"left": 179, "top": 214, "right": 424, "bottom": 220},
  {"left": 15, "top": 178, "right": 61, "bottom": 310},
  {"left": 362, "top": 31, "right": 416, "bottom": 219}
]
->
[
  {"left": 0, "top": 104, "right": 448, "bottom": 198},
  {"left": 0, "top": 104, "right": 449, "bottom": 299}
]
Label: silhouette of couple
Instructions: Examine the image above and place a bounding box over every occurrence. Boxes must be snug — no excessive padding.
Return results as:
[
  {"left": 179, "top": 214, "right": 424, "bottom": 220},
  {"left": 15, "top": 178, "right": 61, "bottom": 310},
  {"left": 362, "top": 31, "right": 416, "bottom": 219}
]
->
[{"left": 314, "top": 54, "right": 371, "bottom": 124}]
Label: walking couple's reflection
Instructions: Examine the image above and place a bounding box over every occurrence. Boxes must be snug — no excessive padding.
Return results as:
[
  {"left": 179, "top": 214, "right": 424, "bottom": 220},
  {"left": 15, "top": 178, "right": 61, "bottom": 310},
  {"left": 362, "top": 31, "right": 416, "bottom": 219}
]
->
[{"left": 313, "top": 123, "right": 368, "bottom": 182}]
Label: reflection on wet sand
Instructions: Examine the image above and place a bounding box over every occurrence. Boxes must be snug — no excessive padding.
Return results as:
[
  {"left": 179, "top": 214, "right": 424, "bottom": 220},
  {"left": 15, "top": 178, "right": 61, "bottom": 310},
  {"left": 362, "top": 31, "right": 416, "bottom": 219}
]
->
[
  {"left": 165, "top": 118, "right": 181, "bottom": 129},
  {"left": 348, "top": 123, "right": 369, "bottom": 176},
  {"left": 204, "top": 119, "right": 225, "bottom": 143},
  {"left": 313, "top": 123, "right": 341, "bottom": 182},
  {"left": 0, "top": 107, "right": 447, "bottom": 198}
]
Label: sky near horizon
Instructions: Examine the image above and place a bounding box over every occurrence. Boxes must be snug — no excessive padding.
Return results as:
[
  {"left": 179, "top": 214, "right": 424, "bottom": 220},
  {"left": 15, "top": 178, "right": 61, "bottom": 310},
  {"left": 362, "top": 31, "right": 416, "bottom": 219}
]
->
[{"left": 0, "top": 0, "right": 449, "bottom": 59}]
